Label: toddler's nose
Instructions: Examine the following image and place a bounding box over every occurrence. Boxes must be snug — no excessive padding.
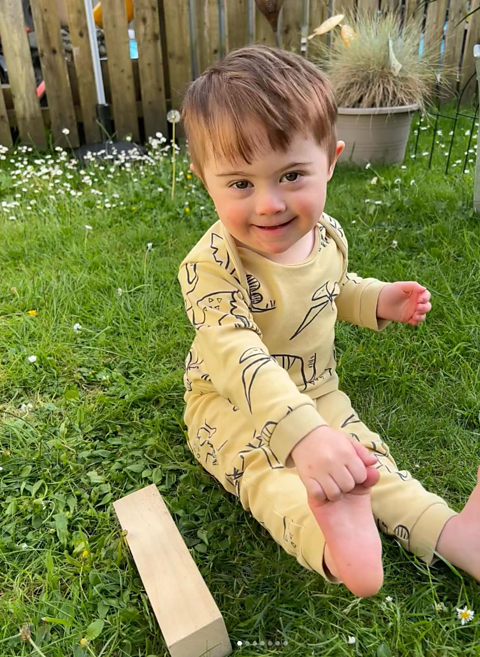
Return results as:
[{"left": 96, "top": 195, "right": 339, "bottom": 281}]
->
[{"left": 255, "top": 192, "right": 286, "bottom": 216}]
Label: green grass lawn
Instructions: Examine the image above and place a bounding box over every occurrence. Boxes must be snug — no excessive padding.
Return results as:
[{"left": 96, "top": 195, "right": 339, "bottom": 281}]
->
[{"left": 0, "top": 114, "right": 480, "bottom": 656}]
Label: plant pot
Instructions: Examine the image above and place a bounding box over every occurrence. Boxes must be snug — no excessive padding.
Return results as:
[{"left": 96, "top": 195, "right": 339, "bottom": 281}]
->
[{"left": 336, "top": 104, "right": 419, "bottom": 166}]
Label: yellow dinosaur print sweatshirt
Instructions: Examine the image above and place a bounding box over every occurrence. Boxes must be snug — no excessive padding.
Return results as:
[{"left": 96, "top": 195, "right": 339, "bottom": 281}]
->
[{"left": 178, "top": 213, "right": 390, "bottom": 468}]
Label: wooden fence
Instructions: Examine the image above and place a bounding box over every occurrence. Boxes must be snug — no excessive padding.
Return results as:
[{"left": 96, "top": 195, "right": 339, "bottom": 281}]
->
[{"left": 0, "top": 0, "right": 479, "bottom": 149}]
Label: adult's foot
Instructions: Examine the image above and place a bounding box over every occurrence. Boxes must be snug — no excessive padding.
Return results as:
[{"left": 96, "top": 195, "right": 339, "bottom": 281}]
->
[{"left": 435, "top": 464, "right": 480, "bottom": 582}]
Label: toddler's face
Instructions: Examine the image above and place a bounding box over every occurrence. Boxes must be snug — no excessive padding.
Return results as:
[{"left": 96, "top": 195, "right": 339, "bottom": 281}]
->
[{"left": 194, "top": 131, "right": 344, "bottom": 261}]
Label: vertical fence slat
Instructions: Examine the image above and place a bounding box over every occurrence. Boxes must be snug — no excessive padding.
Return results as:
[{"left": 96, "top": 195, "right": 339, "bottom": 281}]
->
[
  {"left": 254, "top": 4, "right": 277, "bottom": 45},
  {"left": 0, "top": 0, "right": 47, "bottom": 147},
  {"left": 135, "top": 0, "right": 168, "bottom": 139},
  {"left": 0, "top": 86, "right": 13, "bottom": 147},
  {"left": 30, "top": 0, "right": 80, "bottom": 147},
  {"left": 357, "top": 0, "right": 378, "bottom": 13},
  {"left": 404, "top": 0, "right": 419, "bottom": 21},
  {"left": 196, "top": 0, "right": 221, "bottom": 72},
  {"left": 307, "top": 0, "right": 329, "bottom": 56},
  {"left": 65, "top": 0, "right": 102, "bottom": 144},
  {"left": 332, "top": 0, "right": 356, "bottom": 19},
  {"left": 381, "top": 0, "right": 400, "bottom": 13},
  {"left": 424, "top": 0, "right": 448, "bottom": 69},
  {"left": 281, "top": 0, "right": 303, "bottom": 51},
  {"left": 101, "top": 0, "right": 139, "bottom": 140},
  {"left": 442, "top": 0, "right": 469, "bottom": 99},
  {"left": 226, "top": 0, "right": 250, "bottom": 51},
  {"left": 163, "top": 0, "right": 192, "bottom": 113},
  {"left": 460, "top": 0, "right": 480, "bottom": 101}
]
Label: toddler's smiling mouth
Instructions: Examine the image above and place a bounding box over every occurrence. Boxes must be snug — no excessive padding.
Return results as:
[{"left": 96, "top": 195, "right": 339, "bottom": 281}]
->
[{"left": 255, "top": 217, "right": 297, "bottom": 231}]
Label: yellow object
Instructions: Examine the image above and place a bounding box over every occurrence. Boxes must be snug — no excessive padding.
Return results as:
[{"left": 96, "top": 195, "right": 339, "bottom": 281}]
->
[
  {"left": 308, "top": 13, "right": 344, "bottom": 39},
  {"left": 340, "top": 24, "right": 358, "bottom": 47},
  {"left": 93, "top": 0, "right": 134, "bottom": 29},
  {"left": 27, "top": 310, "right": 37, "bottom": 316},
  {"left": 178, "top": 213, "right": 457, "bottom": 582}
]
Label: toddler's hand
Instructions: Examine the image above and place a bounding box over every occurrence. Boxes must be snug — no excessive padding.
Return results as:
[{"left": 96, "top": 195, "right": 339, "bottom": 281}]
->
[
  {"left": 376, "top": 281, "right": 432, "bottom": 325},
  {"left": 290, "top": 426, "right": 379, "bottom": 503}
]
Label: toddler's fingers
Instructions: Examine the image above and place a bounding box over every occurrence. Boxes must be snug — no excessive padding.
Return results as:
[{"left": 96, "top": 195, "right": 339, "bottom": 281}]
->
[
  {"left": 346, "top": 455, "right": 367, "bottom": 485},
  {"left": 321, "top": 474, "right": 344, "bottom": 502},
  {"left": 303, "top": 477, "right": 327, "bottom": 504},
  {"left": 417, "top": 302, "right": 431, "bottom": 313},
  {"left": 349, "top": 439, "right": 377, "bottom": 467},
  {"left": 332, "top": 466, "right": 356, "bottom": 494},
  {"left": 352, "top": 466, "right": 380, "bottom": 492}
]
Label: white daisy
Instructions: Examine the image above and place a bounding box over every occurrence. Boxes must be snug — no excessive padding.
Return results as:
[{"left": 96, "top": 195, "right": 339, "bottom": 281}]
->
[{"left": 457, "top": 606, "right": 474, "bottom": 625}]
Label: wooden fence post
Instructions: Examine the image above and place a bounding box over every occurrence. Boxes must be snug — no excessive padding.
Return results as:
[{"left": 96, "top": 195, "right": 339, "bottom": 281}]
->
[
  {"left": 101, "top": 0, "right": 139, "bottom": 141},
  {"left": 473, "top": 44, "right": 480, "bottom": 211},
  {"left": 135, "top": 0, "right": 168, "bottom": 139},
  {"left": 195, "top": 0, "right": 222, "bottom": 73},
  {"left": 65, "top": 0, "right": 103, "bottom": 144},
  {"left": 442, "top": 0, "right": 469, "bottom": 100},
  {"left": 30, "top": 0, "right": 80, "bottom": 147},
  {"left": 0, "top": 0, "right": 46, "bottom": 148},
  {"left": 0, "top": 86, "right": 13, "bottom": 148},
  {"left": 163, "top": 0, "right": 192, "bottom": 119},
  {"left": 225, "top": 0, "right": 250, "bottom": 52}
]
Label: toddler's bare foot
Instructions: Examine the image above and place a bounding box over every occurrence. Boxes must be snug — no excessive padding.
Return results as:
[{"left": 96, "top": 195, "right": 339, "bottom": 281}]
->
[
  {"left": 310, "top": 468, "right": 383, "bottom": 597},
  {"left": 435, "top": 465, "right": 480, "bottom": 581}
]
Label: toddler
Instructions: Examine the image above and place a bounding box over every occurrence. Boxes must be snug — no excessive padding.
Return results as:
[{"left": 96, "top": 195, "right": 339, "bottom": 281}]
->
[{"left": 177, "top": 45, "right": 480, "bottom": 597}]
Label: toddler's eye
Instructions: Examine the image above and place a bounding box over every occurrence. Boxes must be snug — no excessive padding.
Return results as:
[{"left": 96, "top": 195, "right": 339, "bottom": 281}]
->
[
  {"left": 231, "top": 180, "right": 251, "bottom": 190},
  {"left": 281, "top": 172, "right": 301, "bottom": 183}
]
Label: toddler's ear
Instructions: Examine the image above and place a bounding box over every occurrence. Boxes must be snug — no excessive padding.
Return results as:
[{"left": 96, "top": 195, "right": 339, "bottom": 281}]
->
[
  {"left": 327, "top": 141, "right": 345, "bottom": 181},
  {"left": 189, "top": 162, "right": 200, "bottom": 178}
]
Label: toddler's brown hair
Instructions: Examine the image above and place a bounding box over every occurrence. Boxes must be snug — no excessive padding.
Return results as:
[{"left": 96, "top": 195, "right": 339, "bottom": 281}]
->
[{"left": 181, "top": 45, "right": 338, "bottom": 181}]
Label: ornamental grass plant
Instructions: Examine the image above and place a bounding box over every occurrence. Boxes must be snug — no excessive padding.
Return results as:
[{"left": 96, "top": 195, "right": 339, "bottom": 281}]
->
[{"left": 309, "top": 11, "right": 443, "bottom": 111}]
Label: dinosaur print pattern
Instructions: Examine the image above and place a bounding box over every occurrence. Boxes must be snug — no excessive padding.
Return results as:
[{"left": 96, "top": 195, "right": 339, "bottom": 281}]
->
[
  {"left": 246, "top": 274, "right": 276, "bottom": 313},
  {"left": 290, "top": 281, "right": 340, "bottom": 339},
  {"left": 210, "top": 232, "right": 241, "bottom": 284}
]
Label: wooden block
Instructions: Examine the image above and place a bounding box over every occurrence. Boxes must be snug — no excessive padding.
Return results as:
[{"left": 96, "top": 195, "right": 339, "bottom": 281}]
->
[{"left": 113, "top": 484, "right": 232, "bottom": 657}]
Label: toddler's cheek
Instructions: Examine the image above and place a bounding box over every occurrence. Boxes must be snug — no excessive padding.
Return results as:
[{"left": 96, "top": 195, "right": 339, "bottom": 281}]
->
[{"left": 295, "top": 193, "right": 326, "bottom": 220}]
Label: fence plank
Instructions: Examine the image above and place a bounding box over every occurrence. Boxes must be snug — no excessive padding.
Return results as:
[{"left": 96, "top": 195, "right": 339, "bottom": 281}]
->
[
  {"left": 307, "top": 0, "right": 329, "bottom": 55},
  {"left": 65, "top": 0, "right": 102, "bottom": 144},
  {"left": 30, "top": 0, "right": 80, "bottom": 147},
  {"left": 254, "top": 4, "right": 277, "bottom": 45},
  {"left": 135, "top": 0, "right": 168, "bottom": 139},
  {"left": 226, "top": 0, "right": 250, "bottom": 51},
  {"left": 459, "top": 0, "right": 480, "bottom": 102},
  {"left": 442, "top": 0, "right": 469, "bottom": 99},
  {"left": 0, "top": 0, "right": 46, "bottom": 147},
  {"left": 381, "top": 0, "right": 400, "bottom": 13},
  {"left": 0, "top": 86, "right": 13, "bottom": 148},
  {"left": 101, "top": 0, "right": 139, "bottom": 140},
  {"left": 357, "top": 0, "right": 378, "bottom": 13},
  {"left": 403, "top": 0, "right": 419, "bottom": 21},
  {"left": 163, "top": 0, "right": 192, "bottom": 113},
  {"left": 280, "top": 0, "right": 303, "bottom": 51},
  {"left": 332, "top": 0, "right": 356, "bottom": 19},
  {"left": 196, "top": 0, "right": 221, "bottom": 72},
  {"left": 424, "top": 0, "right": 447, "bottom": 69}
]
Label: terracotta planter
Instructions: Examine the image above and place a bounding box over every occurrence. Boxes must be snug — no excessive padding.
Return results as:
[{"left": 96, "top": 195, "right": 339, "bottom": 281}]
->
[{"left": 336, "top": 104, "right": 419, "bottom": 166}]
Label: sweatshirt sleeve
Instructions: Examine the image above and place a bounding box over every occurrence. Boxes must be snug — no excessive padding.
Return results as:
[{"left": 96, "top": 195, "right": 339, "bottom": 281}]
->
[
  {"left": 178, "top": 259, "right": 328, "bottom": 467},
  {"left": 335, "top": 271, "right": 391, "bottom": 331}
]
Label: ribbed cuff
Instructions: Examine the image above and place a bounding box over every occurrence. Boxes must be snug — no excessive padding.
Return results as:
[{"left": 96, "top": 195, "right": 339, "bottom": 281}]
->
[
  {"left": 359, "top": 280, "right": 391, "bottom": 331},
  {"left": 270, "top": 405, "right": 328, "bottom": 468},
  {"left": 409, "top": 502, "right": 458, "bottom": 565}
]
